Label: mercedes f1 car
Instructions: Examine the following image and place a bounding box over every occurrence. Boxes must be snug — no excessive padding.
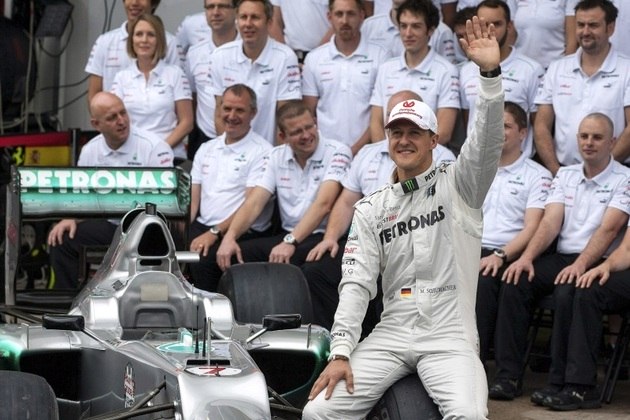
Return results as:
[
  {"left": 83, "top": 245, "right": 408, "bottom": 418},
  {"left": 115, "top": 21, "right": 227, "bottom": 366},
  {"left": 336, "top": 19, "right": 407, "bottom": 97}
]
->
[{"left": 1, "top": 167, "right": 329, "bottom": 419}]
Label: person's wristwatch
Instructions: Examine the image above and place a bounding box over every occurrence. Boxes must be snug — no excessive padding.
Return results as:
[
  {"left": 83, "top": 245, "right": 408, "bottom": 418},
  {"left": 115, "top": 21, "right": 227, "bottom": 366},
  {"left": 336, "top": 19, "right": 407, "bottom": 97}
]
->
[
  {"left": 329, "top": 354, "right": 349, "bottom": 362},
  {"left": 209, "top": 225, "right": 222, "bottom": 239},
  {"left": 479, "top": 66, "right": 502, "bottom": 78},
  {"left": 493, "top": 248, "right": 507, "bottom": 265},
  {"left": 283, "top": 233, "right": 298, "bottom": 246}
]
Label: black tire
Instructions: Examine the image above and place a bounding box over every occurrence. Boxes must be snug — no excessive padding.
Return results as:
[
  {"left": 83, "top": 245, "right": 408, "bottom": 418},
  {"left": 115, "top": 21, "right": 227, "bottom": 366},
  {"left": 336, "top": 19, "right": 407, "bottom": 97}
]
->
[
  {"left": 367, "top": 374, "right": 442, "bottom": 420},
  {"left": 0, "top": 370, "right": 59, "bottom": 420}
]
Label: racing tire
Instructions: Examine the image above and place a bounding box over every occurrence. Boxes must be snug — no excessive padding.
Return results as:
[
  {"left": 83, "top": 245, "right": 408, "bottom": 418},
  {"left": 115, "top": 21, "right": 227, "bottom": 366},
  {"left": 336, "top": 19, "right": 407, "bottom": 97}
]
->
[
  {"left": 0, "top": 370, "right": 59, "bottom": 420},
  {"left": 367, "top": 374, "right": 441, "bottom": 420}
]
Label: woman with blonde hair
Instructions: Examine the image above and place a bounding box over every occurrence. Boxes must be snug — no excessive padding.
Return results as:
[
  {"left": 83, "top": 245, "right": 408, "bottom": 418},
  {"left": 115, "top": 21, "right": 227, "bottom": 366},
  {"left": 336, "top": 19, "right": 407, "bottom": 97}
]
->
[{"left": 112, "top": 14, "right": 193, "bottom": 160}]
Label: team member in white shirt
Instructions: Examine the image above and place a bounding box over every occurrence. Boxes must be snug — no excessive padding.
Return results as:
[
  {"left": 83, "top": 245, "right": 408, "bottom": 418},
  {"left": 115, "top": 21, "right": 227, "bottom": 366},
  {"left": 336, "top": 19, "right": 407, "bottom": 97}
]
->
[
  {"left": 303, "top": 0, "right": 388, "bottom": 156},
  {"left": 215, "top": 102, "right": 351, "bottom": 282},
  {"left": 111, "top": 14, "right": 193, "bottom": 160},
  {"left": 269, "top": 0, "right": 330, "bottom": 63},
  {"left": 535, "top": 0, "right": 630, "bottom": 174},
  {"left": 47, "top": 92, "right": 174, "bottom": 289},
  {"left": 303, "top": 89, "right": 455, "bottom": 331},
  {"left": 85, "top": 0, "right": 184, "bottom": 103},
  {"left": 361, "top": 0, "right": 458, "bottom": 64},
  {"left": 460, "top": 0, "right": 544, "bottom": 157},
  {"left": 513, "top": 0, "right": 578, "bottom": 70},
  {"left": 491, "top": 112, "right": 630, "bottom": 402},
  {"left": 176, "top": 12, "right": 211, "bottom": 54},
  {"left": 369, "top": 0, "right": 460, "bottom": 145},
  {"left": 188, "top": 85, "right": 273, "bottom": 291},
  {"left": 185, "top": 0, "right": 239, "bottom": 158},
  {"left": 610, "top": 0, "right": 630, "bottom": 57},
  {"left": 476, "top": 102, "right": 551, "bottom": 365},
  {"left": 208, "top": 0, "right": 302, "bottom": 144}
]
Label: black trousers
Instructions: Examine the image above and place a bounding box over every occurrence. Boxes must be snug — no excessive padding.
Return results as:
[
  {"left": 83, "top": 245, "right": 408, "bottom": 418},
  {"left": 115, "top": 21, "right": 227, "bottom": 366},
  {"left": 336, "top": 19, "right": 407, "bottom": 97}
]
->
[
  {"left": 476, "top": 248, "right": 507, "bottom": 364},
  {"left": 301, "top": 237, "right": 383, "bottom": 334},
  {"left": 186, "top": 124, "right": 211, "bottom": 161},
  {"left": 49, "top": 219, "right": 117, "bottom": 289},
  {"left": 494, "top": 253, "right": 581, "bottom": 382},
  {"left": 188, "top": 220, "right": 270, "bottom": 292},
  {"left": 566, "top": 270, "right": 630, "bottom": 386},
  {"left": 238, "top": 232, "right": 324, "bottom": 266}
]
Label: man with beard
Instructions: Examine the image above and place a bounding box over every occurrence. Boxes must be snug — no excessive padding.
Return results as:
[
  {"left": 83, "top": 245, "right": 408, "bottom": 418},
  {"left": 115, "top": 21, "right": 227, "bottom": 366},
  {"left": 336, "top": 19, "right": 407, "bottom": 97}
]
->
[
  {"left": 534, "top": 0, "right": 630, "bottom": 174},
  {"left": 302, "top": 0, "right": 388, "bottom": 156},
  {"left": 459, "top": 0, "right": 544, "bottom": 158}
]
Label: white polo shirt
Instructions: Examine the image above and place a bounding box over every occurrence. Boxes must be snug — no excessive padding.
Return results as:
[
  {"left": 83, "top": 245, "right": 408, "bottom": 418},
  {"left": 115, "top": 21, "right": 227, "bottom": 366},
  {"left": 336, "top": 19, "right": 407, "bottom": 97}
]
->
[
  {"left": 535, "top": 47, "right": 630, "bottom": 165},
  {"left": 186, "top": 39, "right": 220, "bottom": 139},
  {"left": 361, "top": 14, "right": 457, "bottom": 64},
  {"left": 482, "top": 154, "right": 552, "bottom": 249},
  {"left": 111, "top": 60, "right": 192, "bottom": 159},
  {"left": 302, "top": 36, "right": 388, "bottom": 148},
  {"left": 611, "top": 0, "right": 630, "bottom": 58},
  {"left": 208, "top": 38, "right": 302, "bottom": 143},
  {"left": 547, "top": 158, "right": 630, "bottom": 255},
  {"left": 370, "top": 49, "right": 460, "bottom": 122},
  {"left": 85, "top": 21, "right": 184, "bottom": 92},
  {"left": 459, "top": 47, "right": 544, "bottom": 157},
  {"left": 78, "top": 128, "right": 174, "bottom": 167},
  {"left": 257, "top": 136, "right": 352, "bottom": 232},
  {"left": 343, "top": 140, "right": 455, "bottom": 195},
  {"left": 270, "top": 0, "right": 329, "bottom": 52},
  {"left": 191, "top": 130, "right": 273, "bottom": 231},
  {"left": 366, "top": 0, "right": 395, "bottom": 17},
  {"left": 514, "top": 0, "right": 578, "bottom": 69},
  {"left": 176, "top": 12, "right": 211, "bottom": 53}
]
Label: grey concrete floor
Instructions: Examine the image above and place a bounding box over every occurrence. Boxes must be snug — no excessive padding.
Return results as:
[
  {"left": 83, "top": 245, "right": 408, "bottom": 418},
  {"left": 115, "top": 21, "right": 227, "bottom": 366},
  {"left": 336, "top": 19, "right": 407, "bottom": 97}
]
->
[{"left": 487, "top": 361, "right": 630, "bottom": 419}]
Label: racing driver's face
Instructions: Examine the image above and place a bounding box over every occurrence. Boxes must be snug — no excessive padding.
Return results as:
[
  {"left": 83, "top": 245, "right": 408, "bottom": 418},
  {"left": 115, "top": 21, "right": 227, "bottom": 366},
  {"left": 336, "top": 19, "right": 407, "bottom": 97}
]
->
[{"left": 388, "top": 119, "right": 437, "bottom": 180}]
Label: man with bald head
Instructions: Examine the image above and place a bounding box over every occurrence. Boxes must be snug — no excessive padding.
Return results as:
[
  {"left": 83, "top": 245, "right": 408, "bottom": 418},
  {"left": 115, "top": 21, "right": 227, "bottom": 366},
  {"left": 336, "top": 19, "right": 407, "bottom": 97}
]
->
[
  {"left": 491, "top": 112, "right": 630, "bottom": 405},
  {"left": 47, "top": 92, "right": 174, "bottom": 289},
  {"left": 302, "top": 89, "right": 455, "bottom": 331}
]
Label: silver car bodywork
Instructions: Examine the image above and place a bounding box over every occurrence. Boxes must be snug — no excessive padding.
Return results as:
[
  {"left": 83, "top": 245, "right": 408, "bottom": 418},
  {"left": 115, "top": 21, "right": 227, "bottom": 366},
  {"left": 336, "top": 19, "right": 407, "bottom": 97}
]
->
[{"left": 1, "top": 167, "right": 329, "bottom": 420}]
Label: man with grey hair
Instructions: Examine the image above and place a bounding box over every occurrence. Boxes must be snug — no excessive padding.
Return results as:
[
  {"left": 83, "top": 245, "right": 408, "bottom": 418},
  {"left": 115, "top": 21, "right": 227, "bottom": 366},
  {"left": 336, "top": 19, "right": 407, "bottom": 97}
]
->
[{"left": 188, "top": 84, "right": 273, "bottom": 291}]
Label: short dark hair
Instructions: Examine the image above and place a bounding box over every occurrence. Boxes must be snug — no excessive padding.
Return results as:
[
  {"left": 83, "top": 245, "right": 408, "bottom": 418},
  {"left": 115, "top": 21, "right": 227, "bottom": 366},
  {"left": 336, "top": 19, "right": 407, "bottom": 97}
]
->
[
  {"left": 276, "top": 101, "right": 312, "bottom": 133},
  {"left": 396, "top": 0, "right": 440, "bottom": 31},
  {"left": 223, "top": 83, "right": 258, "bottom": 111},
  {"left": 329, "top": 0, "right": 364, "bottom": 11},
  {"left": 504, "top": 101, "right": 527, "bottom": 131},
  {"left": 476, "top": 0, "right": 511, "bottom": 22},
  {"left": 237, "top": 0, "right": 273, "bottom": 21},
  {"left": 454, "top": 6, "right": 476, "bottom": 28},
  {"left": 575, "top": 0, "right": 618, "bottom": 24}
]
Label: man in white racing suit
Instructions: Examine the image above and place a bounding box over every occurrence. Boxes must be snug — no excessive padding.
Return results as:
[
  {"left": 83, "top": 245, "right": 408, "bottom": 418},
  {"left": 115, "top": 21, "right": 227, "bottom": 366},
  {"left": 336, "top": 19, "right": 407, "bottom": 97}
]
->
[{"left": 303, "top": 15, "right": 504, "bottom": 420}]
